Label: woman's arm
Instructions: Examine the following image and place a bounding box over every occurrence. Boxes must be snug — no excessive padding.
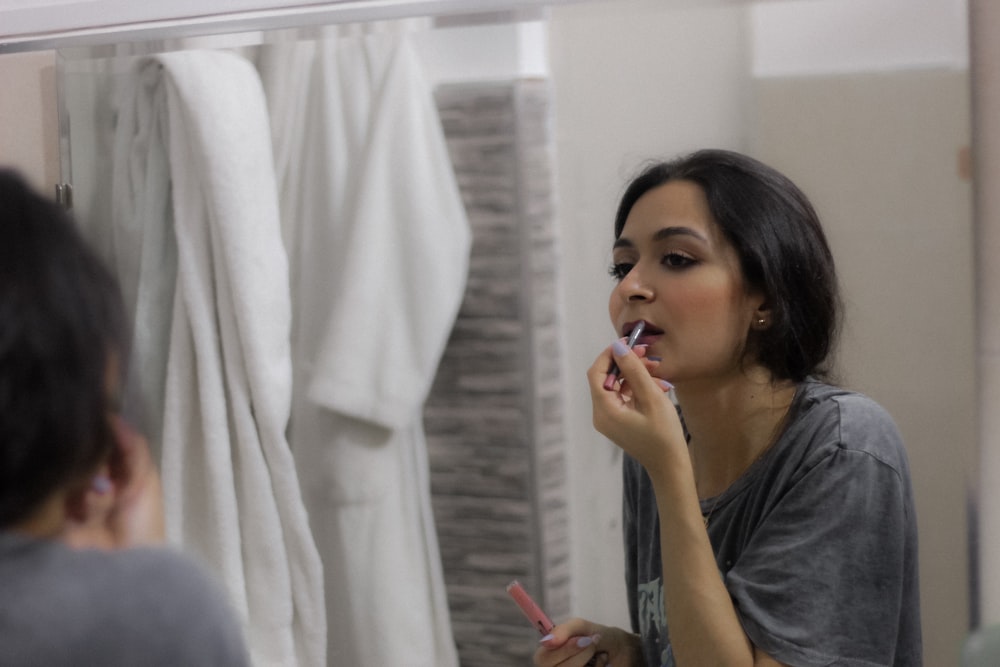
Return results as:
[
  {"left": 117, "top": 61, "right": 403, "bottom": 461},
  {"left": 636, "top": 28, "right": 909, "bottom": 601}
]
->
[{"left": 589, "top": 343, "right": 787, "bottom": 667}]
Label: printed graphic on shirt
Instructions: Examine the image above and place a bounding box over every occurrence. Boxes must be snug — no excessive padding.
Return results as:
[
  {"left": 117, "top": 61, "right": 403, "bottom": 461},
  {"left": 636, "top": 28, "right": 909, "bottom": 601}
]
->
[{"left": 637, "top": 577, "right": 673, "bottom": 667}]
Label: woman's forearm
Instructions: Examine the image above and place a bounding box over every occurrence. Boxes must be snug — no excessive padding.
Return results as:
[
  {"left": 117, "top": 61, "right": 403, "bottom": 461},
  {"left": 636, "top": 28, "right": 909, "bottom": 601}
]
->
[{"left": 649, "top": 463, "right": 754, "bottom": 667}]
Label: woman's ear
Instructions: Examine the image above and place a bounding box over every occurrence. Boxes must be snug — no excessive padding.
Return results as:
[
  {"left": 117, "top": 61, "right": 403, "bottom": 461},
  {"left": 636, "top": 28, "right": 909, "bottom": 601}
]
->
[
  {"left": 63, "top": 472, "right": 110, "bottom": 523},
  {"left": 61, "top": 467, "right": 117, "bottom": 549},
  {"left": 63, "top": 484, "right": 90, "bottom": 523},
  {"left": 751, "top": 298, "right": 773, "bottom": 331}
]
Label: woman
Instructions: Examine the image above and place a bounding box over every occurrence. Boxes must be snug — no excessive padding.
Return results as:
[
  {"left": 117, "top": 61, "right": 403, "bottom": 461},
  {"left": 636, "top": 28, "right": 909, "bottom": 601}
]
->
[
  {"left": 0, "top": 169, "right": 249, "bottom": 666},
  {"left": 535, "top": 150, "right": 920, "bottom": 666}
]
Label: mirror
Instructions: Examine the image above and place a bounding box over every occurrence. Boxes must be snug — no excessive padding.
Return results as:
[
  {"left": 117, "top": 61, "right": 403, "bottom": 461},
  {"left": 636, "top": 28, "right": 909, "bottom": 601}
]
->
[{"left": 55, "top": 1, "right": 974, "bottom": 665}]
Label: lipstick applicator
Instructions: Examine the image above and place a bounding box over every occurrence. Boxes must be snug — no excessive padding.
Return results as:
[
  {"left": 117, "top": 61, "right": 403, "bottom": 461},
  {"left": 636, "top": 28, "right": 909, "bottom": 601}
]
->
[{"left": 603, "top": 320, "right": 645, "bottom": 390}]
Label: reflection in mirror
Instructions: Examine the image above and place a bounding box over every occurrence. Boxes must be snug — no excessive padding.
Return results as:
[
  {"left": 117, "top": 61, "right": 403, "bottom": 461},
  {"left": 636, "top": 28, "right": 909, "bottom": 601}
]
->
[
  {"left": 60, "top": 14, "right": 563, "bottom": 667},
  {"left": 58, "top": 1, "right": 973, "bottom": 665}
]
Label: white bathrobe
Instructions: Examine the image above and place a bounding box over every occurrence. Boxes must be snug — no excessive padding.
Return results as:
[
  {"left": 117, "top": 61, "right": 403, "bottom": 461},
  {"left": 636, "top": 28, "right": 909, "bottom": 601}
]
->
[
  {"left": 257, "top": 29, "right": 468, "bottom": 667},
  {"left": 110, "top": 50, "right": 326, "bottom": 667}
]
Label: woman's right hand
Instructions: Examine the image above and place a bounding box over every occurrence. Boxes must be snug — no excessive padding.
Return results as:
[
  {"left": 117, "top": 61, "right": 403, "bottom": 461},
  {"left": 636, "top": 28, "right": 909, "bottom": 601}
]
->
[
  {"left": 63, "top": 414, "right": 165, "bottom": 550},
  {"left": 587, "top": 339, "right": 684, "bottom": 477},
  {"left": 532, "top": 618, "right": 643, "bottom": 667},
  {"left": 105, "top": 414, "right": 165, "bottom": 547}
]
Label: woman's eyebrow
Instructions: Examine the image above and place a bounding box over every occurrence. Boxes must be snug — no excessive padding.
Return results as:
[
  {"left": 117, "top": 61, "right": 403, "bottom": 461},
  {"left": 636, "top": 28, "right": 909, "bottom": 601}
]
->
[
  {"left": 652, "top": 226, "right": 709, "bottom": 243},
  {"left": 614, "top": 225, "right": 709, "bottom": 249}
]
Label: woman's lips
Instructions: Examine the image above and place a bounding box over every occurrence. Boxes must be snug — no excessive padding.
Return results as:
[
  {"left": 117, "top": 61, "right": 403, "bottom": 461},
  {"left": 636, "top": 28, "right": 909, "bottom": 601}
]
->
[
  {"left": 635, "top": 333, "right": 661, "bottom": 347},
  {"left": 622, "top": 320, "right": 664, "bottom": 338}
]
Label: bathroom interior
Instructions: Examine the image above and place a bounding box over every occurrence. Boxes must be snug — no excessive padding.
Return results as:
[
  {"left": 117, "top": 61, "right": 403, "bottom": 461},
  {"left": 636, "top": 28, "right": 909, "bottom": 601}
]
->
[{"left": 0, "top": 0, "right": 985, "bottom": 665}]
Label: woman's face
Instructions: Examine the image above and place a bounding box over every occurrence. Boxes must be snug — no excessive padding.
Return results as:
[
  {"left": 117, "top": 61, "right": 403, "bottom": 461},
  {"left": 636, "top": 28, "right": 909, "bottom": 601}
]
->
[{"left": 608, "top": 179, "right": 765, "bottom": 386}]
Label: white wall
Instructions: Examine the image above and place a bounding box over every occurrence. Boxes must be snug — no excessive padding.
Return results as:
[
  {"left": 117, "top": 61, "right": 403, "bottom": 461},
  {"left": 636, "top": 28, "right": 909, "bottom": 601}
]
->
[
  {"left": 414, "top": 20, "right": 547, "bottom": 85},
  {"left": 751, "top": 0, "right": 968, "bottom": 77},
  {"left": 548, "top": 0, "right": 751, "bottom": 625}
]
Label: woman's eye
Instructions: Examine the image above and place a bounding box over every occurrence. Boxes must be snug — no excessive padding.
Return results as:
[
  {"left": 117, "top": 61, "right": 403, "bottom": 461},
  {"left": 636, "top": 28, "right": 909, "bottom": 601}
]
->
[
  {"left": 608, "top": 262, "right": 633, "bottom": 280},
  {"left": 662, "top": 252, "right": 695, "bottom": 269}
]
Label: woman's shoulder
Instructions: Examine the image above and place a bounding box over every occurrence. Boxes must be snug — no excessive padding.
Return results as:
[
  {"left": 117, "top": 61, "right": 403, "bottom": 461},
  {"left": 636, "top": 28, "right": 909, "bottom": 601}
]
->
[
  {"left": 792, "top": 379, "right": 909, "bottom": 471},
  {"left": 797, "top": 379, "right": 897, "bottom": 426},
  {"left": 97, "top": 547, "right": 249, "bottom": 664},
  {"left": 108, "top": 548, "right": 249, "bottom": 663},
  {"left": 0, "top": 537, "right": 248, "bottom": 665},
  {"left": 63, "top": 544, "right": 240, "bottom": 627},
  {"left": 101, "top": 546, "right": 240, "bottom": 620},
  {"left": 106, "top": 543, "right": 213, "bottom": 578}
]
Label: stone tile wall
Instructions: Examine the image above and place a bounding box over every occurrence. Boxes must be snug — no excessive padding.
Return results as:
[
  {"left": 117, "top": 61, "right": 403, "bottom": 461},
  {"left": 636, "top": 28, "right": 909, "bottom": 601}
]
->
[{"left": 426, "top": 78, "right": 568, "bottom": 666}]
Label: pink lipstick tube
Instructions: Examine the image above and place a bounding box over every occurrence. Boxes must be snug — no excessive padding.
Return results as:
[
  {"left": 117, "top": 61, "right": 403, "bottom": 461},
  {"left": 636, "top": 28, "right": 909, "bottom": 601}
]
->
[
  {"left": 506, "top": 580, "right": 554, "bottom": 636},
  {"left": 506, "top": 580, "right": 602, "bottom": 666}
]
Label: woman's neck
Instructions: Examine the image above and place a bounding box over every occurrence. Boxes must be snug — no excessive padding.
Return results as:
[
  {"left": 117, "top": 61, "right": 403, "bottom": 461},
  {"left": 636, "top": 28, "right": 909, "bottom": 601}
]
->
[
  {"left": 676, "top": 368, "right": 798, "bottom": 499},
  {"left": 10, "top": 492, "right": 68, "bottom": 540}
]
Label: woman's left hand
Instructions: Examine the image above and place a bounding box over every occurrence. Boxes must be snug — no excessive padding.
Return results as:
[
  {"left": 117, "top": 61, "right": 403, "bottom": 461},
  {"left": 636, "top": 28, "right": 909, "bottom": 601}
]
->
[{"left": 587, "top": 340, "right": 686, "bottom": 474}]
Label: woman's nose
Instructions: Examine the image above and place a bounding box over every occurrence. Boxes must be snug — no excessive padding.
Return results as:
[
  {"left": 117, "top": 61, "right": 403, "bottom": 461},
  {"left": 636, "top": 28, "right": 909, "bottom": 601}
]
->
[{"left": 619, "top": 266, "right": 653, "bottom": 302}]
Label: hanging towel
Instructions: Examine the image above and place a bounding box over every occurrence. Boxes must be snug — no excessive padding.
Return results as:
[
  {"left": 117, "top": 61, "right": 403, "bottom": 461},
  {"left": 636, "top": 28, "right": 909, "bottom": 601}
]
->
[
  {"left": 108, "top": 57, "right": 177, "bottom": 450},
  {"left": 257, "top": 28, "right": 468, "bottom": 667},
  {"left": 110, "top": 50, "right": 326, "bottom": 667}
]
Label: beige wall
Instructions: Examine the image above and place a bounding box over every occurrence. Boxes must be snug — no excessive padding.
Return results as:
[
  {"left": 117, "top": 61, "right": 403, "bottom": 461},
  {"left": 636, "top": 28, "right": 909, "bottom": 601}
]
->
[
  {"left": 751, "top": 69, "right": 975, "bottom": 666},
  {"left": 0, "top": 50, "right": 59, "bottom": 192},
  {"left": 971, "top": 0, "right": 1000, "bottom": 630}
]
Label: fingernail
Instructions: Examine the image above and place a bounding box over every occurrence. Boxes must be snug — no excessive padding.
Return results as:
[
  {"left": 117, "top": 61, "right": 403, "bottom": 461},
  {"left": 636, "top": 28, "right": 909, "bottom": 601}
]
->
[
  {"left": 612, "top": 339, "right": 629, "bottom": 356},
  {"left": 576, "top": 636, "right": 593, "bottom": 648},
  {"left": 647, "top": 355, "right": 662, "bottom": 362},
  {"left": 539, "top": 634, "right": 554, "bottom": 644},
  {"left": 658, "top": 380, "right": 674, "bottom": 391},
  {"left": 91, "top": 475, "right": 112, "bottom": 494}
]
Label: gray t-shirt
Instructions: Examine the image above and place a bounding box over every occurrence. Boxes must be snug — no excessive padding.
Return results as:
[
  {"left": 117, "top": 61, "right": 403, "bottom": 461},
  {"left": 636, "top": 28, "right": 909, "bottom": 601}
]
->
[
  {"left": 624, "top": 380, "right": 921, "bottom": 667},
  {"left": 0, "top": 531, "right": 249, "bottom": 666}
]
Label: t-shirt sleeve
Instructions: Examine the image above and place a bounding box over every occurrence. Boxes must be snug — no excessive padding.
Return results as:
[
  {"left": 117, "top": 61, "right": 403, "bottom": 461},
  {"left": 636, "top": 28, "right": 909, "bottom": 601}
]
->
[{"left": 725, "top": 400, "right": 916, "bottom": 666}]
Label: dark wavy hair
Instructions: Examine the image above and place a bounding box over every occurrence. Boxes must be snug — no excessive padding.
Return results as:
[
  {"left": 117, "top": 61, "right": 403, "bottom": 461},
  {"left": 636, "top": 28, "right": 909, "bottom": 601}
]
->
[
  {"left": 0, "top": 169, "right": 127, "bottom": 527},
  {"left": 614, "top": 149, "right": 841, "bottom": 383}
]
